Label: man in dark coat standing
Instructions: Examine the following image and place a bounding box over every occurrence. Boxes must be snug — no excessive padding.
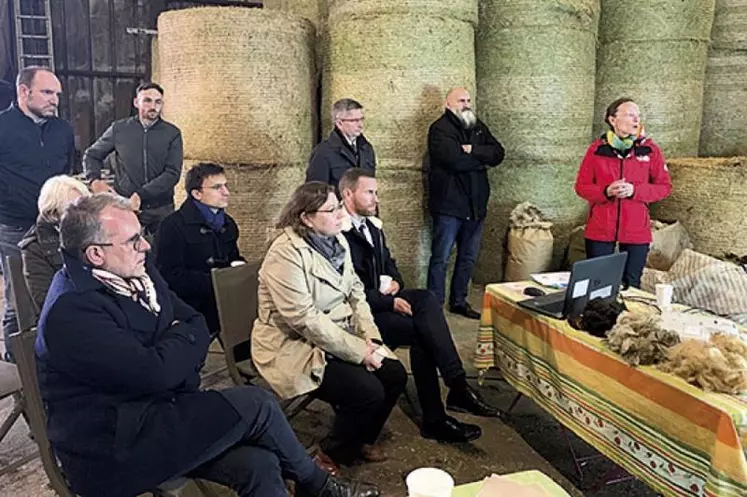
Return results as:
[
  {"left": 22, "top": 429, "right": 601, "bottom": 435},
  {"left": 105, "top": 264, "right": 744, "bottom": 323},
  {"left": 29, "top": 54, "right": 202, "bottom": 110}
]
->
[
  {"left": 426, "top": 87, "right": 505, "bottom": 319},
  {"left": 35, "top": 193, "right": 378, "bottom": 497},
  {"left": 306, "top": 98, "right": 376, "bottom": 188},
  {"left": 156, "top": 162, "right": 242, "bottom": 336},
  {"left": 340, "top": 168, "right": 502, "bottom": 444}
]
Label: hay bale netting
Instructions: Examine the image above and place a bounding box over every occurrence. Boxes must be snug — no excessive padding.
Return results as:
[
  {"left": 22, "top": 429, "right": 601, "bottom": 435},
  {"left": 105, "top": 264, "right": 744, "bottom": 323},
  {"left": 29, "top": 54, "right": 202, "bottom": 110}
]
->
[
  {"left": 263, "top": 0, "right": 328, "bottom": 74},
  {"left": 473, "top": 0, "right": 599, "bottom": 282},
  {"left": 375, "top": 167, "right": 431, "bottom": 287},
  {"left": 699, "top": 0, "right": 747, "bottom": 157},
  {"left": 594, "top": 0, "right": 716, "bottom": 157},
  {"left": 650, "top": 157, "right": 747, "bottom": 258},
  {"left": 158, "top": 7, "right": 316, "bottom": 164},
  {"left": 323, "top": 0, "right": 477, "bottom": 170},
  {"left": 176, "top": 160, "right": 305, "bottom": 262}
]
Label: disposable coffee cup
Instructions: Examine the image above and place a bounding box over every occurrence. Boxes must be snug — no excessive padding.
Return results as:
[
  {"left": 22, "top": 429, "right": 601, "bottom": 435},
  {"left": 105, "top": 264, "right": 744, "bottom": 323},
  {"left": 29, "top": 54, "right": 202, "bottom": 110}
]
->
[
  {"left": 406, "top": 467, "right": 454, "bottom": 497},
  {"left": 379, "top": 275, "right": 393, "bottom": 293},
  {"left": 655, "top": 284, "right": 673, "bottom": 310},
  {"left": 230, "top": 260, "right": 246, "bottom": 267}
]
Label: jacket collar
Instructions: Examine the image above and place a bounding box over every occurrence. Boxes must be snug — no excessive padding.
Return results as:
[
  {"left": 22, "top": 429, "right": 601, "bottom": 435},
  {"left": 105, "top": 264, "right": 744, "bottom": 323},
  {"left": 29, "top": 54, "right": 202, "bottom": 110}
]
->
[
  {"left": 284, "top": 227, "right": 348, "bottom": 291},
  {"left": 328, "top": 128, "right": 371, "bottom": 166},
  {"left": 60, "top": 250, "right": 157, "bottom": 294},
  {"left": 594, "top": 135, "right": 652, "bottom": 158},
  {"left": 340, "top": 211, "right": 383, "bottom": 233}
]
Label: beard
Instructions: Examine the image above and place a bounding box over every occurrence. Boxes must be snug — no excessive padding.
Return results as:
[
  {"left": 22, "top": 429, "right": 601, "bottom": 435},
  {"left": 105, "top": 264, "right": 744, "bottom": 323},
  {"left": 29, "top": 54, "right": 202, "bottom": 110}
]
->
[{"left": 453, "top": 108, "right": 477, "bottom": 129}]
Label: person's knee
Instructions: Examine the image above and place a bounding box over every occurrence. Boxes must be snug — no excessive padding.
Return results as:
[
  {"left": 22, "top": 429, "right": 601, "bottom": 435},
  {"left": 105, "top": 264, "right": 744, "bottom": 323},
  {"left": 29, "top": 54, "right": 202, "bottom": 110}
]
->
[
  {"left": 233, "top": 446, "right": 283, "bottom": 494},
  {"left": 383, "top": 359, "right": 408, "bottom": 394}
]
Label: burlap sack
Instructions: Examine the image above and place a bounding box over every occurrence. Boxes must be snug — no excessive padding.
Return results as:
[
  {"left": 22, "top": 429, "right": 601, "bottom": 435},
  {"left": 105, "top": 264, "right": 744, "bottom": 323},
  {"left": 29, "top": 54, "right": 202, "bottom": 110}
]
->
[
  {"left": 565, "top": 224, "right": 587, "bottom": 268},
  {"left": 505, "top": 224, "right": 554, "bottom": 282},
  {"left": 647, "top": 220, "right": 692, "bottom": 271}
]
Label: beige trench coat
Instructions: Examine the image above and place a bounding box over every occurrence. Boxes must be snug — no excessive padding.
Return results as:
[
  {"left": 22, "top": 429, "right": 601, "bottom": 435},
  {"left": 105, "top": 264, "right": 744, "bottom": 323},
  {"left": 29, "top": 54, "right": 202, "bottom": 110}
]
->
[{"left": 251, "top": 227, "right": 395, "bottom": 399}]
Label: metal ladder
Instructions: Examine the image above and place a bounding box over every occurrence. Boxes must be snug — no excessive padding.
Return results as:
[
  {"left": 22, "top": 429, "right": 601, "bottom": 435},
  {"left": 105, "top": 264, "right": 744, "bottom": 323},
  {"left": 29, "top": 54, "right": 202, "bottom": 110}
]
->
[{"left": 13, "top": 0, "right": 55, "bottom": 70}]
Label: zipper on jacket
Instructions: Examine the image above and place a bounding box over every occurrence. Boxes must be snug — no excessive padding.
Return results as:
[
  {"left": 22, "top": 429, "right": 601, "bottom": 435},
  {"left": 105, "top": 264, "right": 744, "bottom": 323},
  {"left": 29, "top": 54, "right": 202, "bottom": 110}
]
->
[
  {"left": 614, "top": 156, "right": 624, "bottom": 242},
  {"left": 143, "top": 126, "right": 149, "bottom": 183}
]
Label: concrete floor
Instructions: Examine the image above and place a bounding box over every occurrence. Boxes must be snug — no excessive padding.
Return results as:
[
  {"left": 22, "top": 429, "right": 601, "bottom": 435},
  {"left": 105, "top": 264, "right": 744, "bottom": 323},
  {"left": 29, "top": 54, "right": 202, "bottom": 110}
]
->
[{"left": 0, "top": 284, "right": 658, "bottom": 496}]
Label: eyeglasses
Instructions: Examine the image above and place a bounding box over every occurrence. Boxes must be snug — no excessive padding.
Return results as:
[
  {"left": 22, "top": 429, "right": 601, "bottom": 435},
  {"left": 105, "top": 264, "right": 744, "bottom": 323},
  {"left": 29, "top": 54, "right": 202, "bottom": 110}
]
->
[
  {"left": 311, "top": 201, "right": 345, "bottom": 214},
  {"left": 339, "top": 117, "right": 365, "bottom": 123},
  {"left": 200, "top": 183, "right": 228, "bottom": 191},
  {"left": 89, "top": 229, "right": 148, "bottom": 252}
]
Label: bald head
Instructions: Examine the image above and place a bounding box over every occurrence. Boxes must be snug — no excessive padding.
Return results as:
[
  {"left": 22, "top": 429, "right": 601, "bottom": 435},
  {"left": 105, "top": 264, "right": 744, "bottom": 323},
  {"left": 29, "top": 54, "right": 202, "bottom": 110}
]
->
[
  {"left": 446, "top": 87, "right": 471, "bottom": 112},
  {"left": 16, "top": 67, "right": 61, "bottom": 121}
]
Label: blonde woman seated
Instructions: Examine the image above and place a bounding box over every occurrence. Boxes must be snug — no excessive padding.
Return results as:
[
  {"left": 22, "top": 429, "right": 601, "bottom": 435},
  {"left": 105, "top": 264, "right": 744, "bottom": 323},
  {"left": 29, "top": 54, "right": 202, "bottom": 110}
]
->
[
  {"left": 252, "top": 181, "right": 407, "bottom": 469},
  {"left": 19, "top": 175, "right": 90, "bottom": 312}
]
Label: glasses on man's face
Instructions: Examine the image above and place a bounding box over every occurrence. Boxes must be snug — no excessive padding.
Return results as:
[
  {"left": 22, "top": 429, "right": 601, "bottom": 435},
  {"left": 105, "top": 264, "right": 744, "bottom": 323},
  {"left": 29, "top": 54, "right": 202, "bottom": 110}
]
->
[
  {"left": 90, "top": 229, "right": 148, "bottom": 252},
  {"left": 201, "top": 183, "right": 228, "bottom": 191},
  {"left": 311, "top": 201, "right": 345, "bottom": 214},
  {"left": 339, "top": 117, "right": 365, "bottom": 123}
]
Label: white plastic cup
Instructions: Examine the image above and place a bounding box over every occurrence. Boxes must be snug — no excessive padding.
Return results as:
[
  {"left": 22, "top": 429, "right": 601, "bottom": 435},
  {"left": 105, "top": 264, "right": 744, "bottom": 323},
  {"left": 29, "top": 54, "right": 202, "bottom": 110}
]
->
[
  {"left": 655, "top": 283, "right": 674, "bottom": 310},
  {"left": 406, "top": 468, "right": 454, "bottom": 497},
  {"left": 230, "top": 260, "right": 246, "bottom": 267},
  {"left": 379, "top": 275, "right": 393, "bottom": 293}
]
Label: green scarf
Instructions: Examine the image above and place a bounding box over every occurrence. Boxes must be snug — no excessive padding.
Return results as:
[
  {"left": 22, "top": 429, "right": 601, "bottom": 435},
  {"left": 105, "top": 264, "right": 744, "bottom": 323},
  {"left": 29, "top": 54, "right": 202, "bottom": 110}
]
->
[{"left": 606, "top": 130, "right": 635, "bottom": 152}]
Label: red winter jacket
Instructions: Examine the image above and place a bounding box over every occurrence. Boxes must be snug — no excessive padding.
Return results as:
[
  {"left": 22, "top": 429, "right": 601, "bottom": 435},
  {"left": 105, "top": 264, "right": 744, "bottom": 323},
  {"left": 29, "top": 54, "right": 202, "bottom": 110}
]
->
[{"left": 575, "top": 137, "right": 672, "bottom": 244}]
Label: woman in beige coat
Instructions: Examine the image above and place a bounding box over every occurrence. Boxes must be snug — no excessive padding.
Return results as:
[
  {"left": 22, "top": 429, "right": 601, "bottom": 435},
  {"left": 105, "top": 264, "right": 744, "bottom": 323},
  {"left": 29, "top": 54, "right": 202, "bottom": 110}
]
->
[{"left": 252, "top": 182, "right": 407, "bottom": 468}]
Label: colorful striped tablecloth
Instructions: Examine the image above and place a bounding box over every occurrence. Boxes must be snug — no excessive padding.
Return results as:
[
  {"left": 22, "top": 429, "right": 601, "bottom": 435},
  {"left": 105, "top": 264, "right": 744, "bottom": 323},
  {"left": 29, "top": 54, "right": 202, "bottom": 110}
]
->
[{"left": 474, "top": 282, "right": 747, "bottom": 497}]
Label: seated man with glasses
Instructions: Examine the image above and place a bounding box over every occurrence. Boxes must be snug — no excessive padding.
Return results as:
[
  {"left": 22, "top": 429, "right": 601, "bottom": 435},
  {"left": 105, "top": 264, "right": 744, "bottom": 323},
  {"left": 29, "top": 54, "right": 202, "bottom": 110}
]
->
[
  {"left": 35, "top": 193, "right": 379, "bottom": 497},
  {"left": 156, "top": 162, "right": 243, "bottom": 338},
  {"left": 306, "top": 98, "right": 376, "bottom": 189}
]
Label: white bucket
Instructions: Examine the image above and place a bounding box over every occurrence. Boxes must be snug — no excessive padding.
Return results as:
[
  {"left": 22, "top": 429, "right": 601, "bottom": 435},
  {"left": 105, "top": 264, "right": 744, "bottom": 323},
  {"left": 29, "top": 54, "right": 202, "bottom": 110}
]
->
[{"left": 406, "top": 467, "right": 454, "bottom": 497}]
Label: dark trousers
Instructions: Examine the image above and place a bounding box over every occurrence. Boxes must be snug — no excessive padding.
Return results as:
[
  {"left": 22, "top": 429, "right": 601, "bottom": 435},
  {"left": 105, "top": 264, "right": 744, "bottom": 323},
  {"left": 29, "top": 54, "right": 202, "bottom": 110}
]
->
[
  {"left": 373, "top": 289, "right": 465, "bottom": 423},
  {"left": 585, "top": 239, "right": 650, "bottom": 289},
  {"left": 427, "top": 214, "right": 485, "bottom": 306},
  {"left": 183, "top": 386, "right": 328, "bottom": 497},
  {"left": 0, "top": 222, "right": 29, "bottom": 362},
  {"left": 314, "top": 358, "right": 407, "bottom": 464}
]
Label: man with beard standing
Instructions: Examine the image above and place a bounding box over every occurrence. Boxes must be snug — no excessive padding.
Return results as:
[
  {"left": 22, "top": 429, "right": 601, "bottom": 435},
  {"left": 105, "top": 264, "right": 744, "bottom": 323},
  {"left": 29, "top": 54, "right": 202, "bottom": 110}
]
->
[
  {"left": 0, "top": 66, "right": 74, "bottom": 361},
  {"left": 84, "top": 82, "right": 183, "bottom": 237},
  {"left": 426, "top": 87, "right": 504, "bottom": 319}
]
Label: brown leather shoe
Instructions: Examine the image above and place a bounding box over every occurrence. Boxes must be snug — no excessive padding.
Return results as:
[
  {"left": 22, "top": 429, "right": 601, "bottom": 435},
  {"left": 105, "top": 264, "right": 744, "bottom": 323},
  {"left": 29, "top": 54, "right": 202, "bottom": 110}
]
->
[
  {"left": 360, "top": 444, "right": 388, "bottom": 462},
  {"left": 313, "top": 451, "right": 341, "bottom": 476}
]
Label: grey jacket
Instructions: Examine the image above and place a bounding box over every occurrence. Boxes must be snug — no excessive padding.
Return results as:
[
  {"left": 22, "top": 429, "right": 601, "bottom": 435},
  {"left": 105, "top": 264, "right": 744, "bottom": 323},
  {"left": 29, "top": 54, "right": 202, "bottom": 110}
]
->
[
  {"left": 83, "top": 117, "right": 183, "bottom": 209},
  {"left": 306, "top": 128, "right": 376, "bottom": 188}
]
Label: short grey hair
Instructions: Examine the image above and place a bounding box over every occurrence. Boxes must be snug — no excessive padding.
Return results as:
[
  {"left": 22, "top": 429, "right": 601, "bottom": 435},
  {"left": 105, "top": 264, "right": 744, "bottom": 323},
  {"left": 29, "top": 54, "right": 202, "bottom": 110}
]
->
[
  {"left": 37, "top": 175, "right": 90, "bottom": 223},
  {"left": 60, "top": 193, "right": 133, "bottom": 259},
  {"left": 331, "top": 98, "right": 363, "bottom": 123}
]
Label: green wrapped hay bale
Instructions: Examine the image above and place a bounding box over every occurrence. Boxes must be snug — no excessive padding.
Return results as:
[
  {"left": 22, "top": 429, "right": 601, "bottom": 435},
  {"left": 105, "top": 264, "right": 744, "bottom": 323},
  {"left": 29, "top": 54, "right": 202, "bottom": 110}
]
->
[
  {"left": 158, "top": 7, "right": 315, "bottom": 164},
  {"left": 650, "top": 157, "right": 747, "bottom": 258},
  {"left": 699, "top": 0, "right": 747, "bottom": 156},
  {"left": 327, "top": 0, "right": 477, "bottom": 24},
  {"left": 375, "top": 167, "right": 431, "bottom": 287},
  {"left": 473, "top": 0, "right": 598, "bottom": 282},
  {"left": 263, "top": 0, "right": 328, "bottom": 76},
  {"left": 177, "top": 160, "right": 305, "bottom": 262},
  {"left": 594, "top": 0, "right": 716, "bottom": 158},
  {"left": 323, "top": 1, "right": 477, "bottom": 170}
]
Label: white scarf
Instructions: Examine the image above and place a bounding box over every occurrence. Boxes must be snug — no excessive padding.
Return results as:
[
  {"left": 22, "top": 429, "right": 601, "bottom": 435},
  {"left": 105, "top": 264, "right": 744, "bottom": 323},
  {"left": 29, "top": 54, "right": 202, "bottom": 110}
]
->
[{"left": 91, "top": 268, "right": 161, "bottom": 315}]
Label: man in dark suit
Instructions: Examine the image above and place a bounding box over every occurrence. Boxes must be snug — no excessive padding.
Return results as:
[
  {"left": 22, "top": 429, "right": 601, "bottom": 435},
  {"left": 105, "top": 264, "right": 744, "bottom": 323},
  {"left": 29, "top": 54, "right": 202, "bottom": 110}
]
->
[
  {"left": 426, "top": 87, "right": 505, "bottom": 319},
  {"left": 339, "top": 168, "right": 502, "bottom": 444},
  {"left": 306, "top": 98, "right": 376, "bottom": 189},
  {"left": 35, "top": 193, "right": 378, "bottom": 497}
]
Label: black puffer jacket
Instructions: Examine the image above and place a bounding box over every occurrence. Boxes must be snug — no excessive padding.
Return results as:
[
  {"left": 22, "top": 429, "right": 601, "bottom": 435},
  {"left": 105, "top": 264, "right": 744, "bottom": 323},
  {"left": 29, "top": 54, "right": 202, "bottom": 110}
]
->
[{"left": 18, "top": 220, "right": 63, "bottom": 313}]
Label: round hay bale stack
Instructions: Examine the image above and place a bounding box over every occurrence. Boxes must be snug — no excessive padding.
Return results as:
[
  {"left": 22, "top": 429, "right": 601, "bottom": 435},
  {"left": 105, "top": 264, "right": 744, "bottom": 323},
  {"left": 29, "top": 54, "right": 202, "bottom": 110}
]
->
[
  {"left": 176, "top": 160, "right": 306, "bottom": 262},
  {"left": 375, "top": 167, "right": 431, "bottom": 287},
  {"left": 263, "top": 0, "right": 328, "bottom": 76},
  {"left": 323, "top": 0, "right": 477, "bottom": 170},
  {"left": 650, "top": 157, "right": 747, "bottom": 258},
  {"left": 594, "top": 0, "right": 716, "bottom": 158},
  {"left": 158, "top": 7, "right": 315, "bottom": 164},
  {"left": 473, "top": 0, "right": 599, "bottom": 282},
  {"left": 699, "top": 0, "right": 747, "bottom": 157},
  {"left": 151, "top": 37, "right": 159, "bottom": 82}
]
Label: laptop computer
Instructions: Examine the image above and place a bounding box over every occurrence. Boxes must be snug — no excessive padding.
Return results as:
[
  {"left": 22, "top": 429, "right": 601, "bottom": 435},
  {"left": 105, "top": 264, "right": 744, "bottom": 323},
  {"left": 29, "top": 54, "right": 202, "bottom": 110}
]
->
[{"left": 518, "top": 252, "right": 628, "bottom": 319}]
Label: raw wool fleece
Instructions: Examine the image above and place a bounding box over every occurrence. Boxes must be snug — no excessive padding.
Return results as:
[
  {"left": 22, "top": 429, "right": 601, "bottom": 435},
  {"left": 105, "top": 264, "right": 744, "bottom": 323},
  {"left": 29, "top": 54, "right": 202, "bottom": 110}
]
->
[
  {"left": 504, "top": 203, "right": 554, "bottom": 282},
  {"left": 606, "top": 312, "right": 681, "bottom": 366},
  {"left": 475, "top": 0, "right": 597, "bottom": 281},
  {"left": 660, "top": 334, "right": 747, "bottom": 394},
  {"left": 594, "top": 0, "right": 716, "bottom": 157},
  {"left": 699, "top": 0, "right": 747, "bottom": 157},
  {"left": 157, "top": 7, "right": 316, "bottom": 165}
]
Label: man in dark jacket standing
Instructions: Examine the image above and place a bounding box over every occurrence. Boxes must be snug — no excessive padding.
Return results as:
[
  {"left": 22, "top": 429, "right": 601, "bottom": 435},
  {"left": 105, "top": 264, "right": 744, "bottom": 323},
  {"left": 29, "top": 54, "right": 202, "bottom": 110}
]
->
[
  {"left": 156, "top": 162, "right": 243, "bottom": 336},
  {"left": 426, "top": 87, "right": 504, "bottom": 319},
  {"left": 0, "top": 66, "right": 74, "bottom": 361},
  {"left": 84, "top": 82, "right": 183, "bottom": 236},
  {"left": 340, "top": 168, "right": 501, "bottom": 444},
  {"left": 36, "top": 193, "right": 378, "bottom": 497},
  {"left": 306, "top": 98, "right": 376, "bottom": 188}
]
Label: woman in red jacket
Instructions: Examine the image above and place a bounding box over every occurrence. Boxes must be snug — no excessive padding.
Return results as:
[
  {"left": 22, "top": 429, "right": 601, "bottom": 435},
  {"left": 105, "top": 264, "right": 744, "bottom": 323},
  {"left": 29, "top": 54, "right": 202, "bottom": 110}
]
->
[{"left": 574, "top": 98, "right": 672, "bottom": 288}]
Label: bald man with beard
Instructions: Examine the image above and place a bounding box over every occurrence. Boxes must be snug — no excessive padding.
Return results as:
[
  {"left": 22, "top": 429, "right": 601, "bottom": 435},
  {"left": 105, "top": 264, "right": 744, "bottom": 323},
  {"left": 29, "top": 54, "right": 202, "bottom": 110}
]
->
[{"left": 426, "top": 87, "right": 504, "bottom": 319}]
